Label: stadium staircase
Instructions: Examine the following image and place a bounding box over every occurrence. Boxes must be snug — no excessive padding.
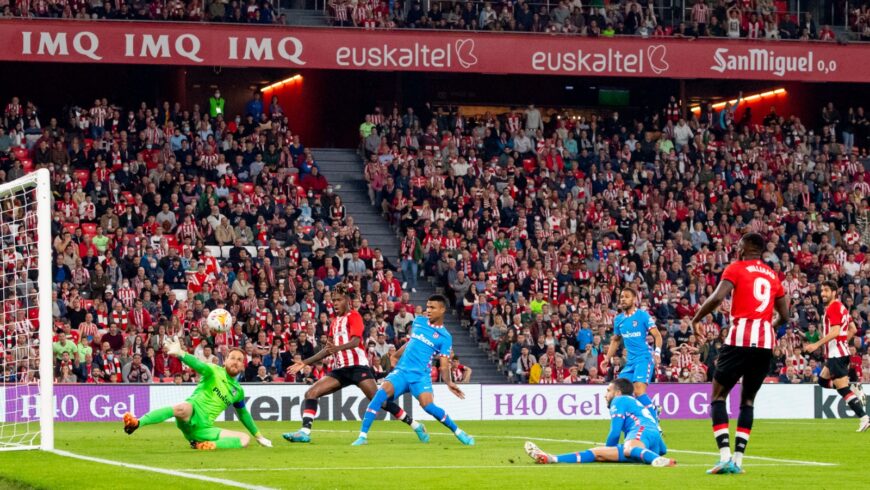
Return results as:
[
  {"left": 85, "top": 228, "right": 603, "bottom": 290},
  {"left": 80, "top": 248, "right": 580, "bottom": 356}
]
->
[{"left": 313, "top": 148, "right": 507, "bottom": 383}]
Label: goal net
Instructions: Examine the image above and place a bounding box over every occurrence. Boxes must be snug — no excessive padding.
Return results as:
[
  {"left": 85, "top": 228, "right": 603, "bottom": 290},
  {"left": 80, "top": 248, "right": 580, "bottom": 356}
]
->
[{"left": 0, "top": 169, "right": 53, "bottom": 451}]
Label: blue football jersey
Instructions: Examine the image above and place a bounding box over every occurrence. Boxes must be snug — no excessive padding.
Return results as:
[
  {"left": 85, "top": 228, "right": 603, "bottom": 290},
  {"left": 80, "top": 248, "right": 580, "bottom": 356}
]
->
[
  {"left": 613, "top": 308, "right": 656, "bottom": 362},
  {"left": 395, "top": 316, "right": 453, "bottom": 375},
  {"left": 609, "top": 395, "right": 659, "bottom": 435}
]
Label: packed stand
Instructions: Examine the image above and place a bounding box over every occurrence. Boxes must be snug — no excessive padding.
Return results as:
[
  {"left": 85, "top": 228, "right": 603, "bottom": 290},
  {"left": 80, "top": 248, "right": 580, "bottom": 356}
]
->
[
  {"left": 329, "top": 0, "right": 852, "bottom": 41},
  {"left": 0, "top": 90, "right": 428, "bottom": 385},
  {"left": 851, "top": 3, "right": 870, "bottom": 41},
  {"left": 358, "top": 97, "right": 870, "bottom": 385},
  {"left": 0, "top": 0, "right": 283, "bottom": 23}
]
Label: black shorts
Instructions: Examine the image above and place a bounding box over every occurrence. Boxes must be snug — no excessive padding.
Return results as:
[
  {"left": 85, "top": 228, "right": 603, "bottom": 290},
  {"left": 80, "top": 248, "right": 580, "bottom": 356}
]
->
[
  {"left": 825, "top": 357, "right": 850, "bottom": 379},
  {"left": 713, "top": 345, "right": 772, "bottom": 400},
  {"left": 326, "top": 365, "right": 376, "bottom": 388}
]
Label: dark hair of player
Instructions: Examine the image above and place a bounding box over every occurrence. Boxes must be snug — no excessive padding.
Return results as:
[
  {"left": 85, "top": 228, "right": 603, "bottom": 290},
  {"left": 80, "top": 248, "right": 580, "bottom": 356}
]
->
[
  {"left": 333, "top": 283, "right": 353, "bottom": 298},
  {"left": 612, "top": 378, "right": 634, "bottom": 396},
  {"left": 741, "top": 233, "right": 766, "bottom": 253},
  {"left": 821, "top": 280, "right": 839, "bottom": 293},
  {"left": 621, "top": 287, "right": 638, "bottom": 298},
  {"left": 428, "top": 294, "right": 448, "bottom": 307}
]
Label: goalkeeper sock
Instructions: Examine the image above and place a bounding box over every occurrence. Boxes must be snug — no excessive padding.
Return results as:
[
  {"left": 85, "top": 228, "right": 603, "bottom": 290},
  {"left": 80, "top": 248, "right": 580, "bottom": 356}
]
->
[
  {"left": 556, "top": 450, "right": 595, "bottom": 464},
  {"left": 840, "top": 387, "right": 867, "bottom": 417},
  {"left": 629, "top": 446, "right": 659, "bottom": 465},
  {"left": 636, "top": 393, "right": 658, "bottom": 422},
  {"left": 711, "top": 400, "right": 731, "bottom": 462},
  {"left": 383, "top": 402, "right": 420, "bottom": 430},
  {"left": 301, "top": 398, "right": 318, "bottom": 434},
  {"left": 215, "top": 437, "right": 243, "bottom": 449},
  {"left": 423, "top": 403, "right": 459, "bottom": 433},
  {"left": 139, "top": 406, "right": 174, "bottom": 427},
  {"left": 359, "top": 389, "right": 388, "bottom": 437}
]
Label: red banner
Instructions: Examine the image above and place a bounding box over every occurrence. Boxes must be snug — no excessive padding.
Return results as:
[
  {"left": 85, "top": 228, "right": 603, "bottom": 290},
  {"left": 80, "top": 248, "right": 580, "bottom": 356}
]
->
[{"left": 1, "top": 19, "right": 867, "bottom": 82}]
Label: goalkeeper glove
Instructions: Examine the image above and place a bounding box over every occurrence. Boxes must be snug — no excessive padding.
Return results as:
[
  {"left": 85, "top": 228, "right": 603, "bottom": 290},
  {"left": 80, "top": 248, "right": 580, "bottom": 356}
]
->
[
  {"left": 164, "top": 336, "right": 184, "bottom": 358},
  {"left": 255, "top": 435, "right": 272, "bottom": 448}
]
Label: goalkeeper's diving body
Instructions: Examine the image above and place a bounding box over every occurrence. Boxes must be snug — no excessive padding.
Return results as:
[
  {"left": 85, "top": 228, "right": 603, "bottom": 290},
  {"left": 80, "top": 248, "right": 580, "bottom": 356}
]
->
[
  {"left": 122, "top": 338, "right": 272, "bottom": 450},
  {"left": 524, "top": 379, "right": 675, "bottom": 467}
]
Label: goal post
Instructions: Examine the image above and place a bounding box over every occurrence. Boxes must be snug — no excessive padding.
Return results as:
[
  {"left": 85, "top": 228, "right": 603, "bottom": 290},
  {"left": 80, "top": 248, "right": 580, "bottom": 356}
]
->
[{"left": 0, "top": 168, "right": 53, "bottom": 451}]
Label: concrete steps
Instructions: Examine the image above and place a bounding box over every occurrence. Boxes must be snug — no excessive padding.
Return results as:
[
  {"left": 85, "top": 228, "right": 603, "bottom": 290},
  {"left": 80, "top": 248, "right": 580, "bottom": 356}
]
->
[{"left": 313, "top": 148, "right": 508, "bottom": 383}]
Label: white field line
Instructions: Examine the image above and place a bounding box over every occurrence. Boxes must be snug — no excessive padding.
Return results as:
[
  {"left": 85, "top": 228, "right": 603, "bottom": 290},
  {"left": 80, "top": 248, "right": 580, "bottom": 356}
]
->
[
  {"left": 52, "top": 450, "right": 278, "bottom": 490},
  {"left": 309, "top": 429, "right": 838, "bottom": 467},
  {"left": 178, "top": 463, "right": 815, "bottom": 473}
]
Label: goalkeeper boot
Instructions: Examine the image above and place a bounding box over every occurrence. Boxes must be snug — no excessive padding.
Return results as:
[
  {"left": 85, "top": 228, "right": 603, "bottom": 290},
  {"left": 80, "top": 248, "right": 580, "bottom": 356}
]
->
[
  {"left": 194, "top": 441, "right": 217, "bottom": 451},
  {"left": 524, "top": 441, "right": 554, "bottom": 464},
  {"left": 413, "top": 423, "right": 430, "bottom": 443},
  {"left": 122, "top": 412, "right": 139, "bottom": 435},
  {"left": 282, "top": 430, "right": 311, "bottom": 443},
  {"left": 455, "top": 430, "right": 475, "bottom": 446}
]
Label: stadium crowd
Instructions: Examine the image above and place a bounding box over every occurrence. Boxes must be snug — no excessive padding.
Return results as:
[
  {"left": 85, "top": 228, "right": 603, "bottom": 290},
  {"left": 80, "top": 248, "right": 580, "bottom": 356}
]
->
[
  {"left": 358, "top": 96, "right": 870, "bottom": 386},
  {"left": 0, "top": 0, "right": 284, "bottom": 23},
  {"left": 0, "top": 90, "right": 451, "bottom": 386}
]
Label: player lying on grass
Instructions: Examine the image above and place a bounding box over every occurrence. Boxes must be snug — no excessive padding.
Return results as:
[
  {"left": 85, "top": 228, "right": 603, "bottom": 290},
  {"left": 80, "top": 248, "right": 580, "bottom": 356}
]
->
[
  {"left": 283, "top": 284, "right": 428, "bottom": 443},
  {"left": 123, "top": 338, "right": 272, "bottom": 450},
  {"left": 524, "top": 378, "right": 675, "bottom": 467},
  {"left": 805, "top": 280, "right": 869, "bottom": 432},
  {"left": 352, "top": 294, "right": 474, "bottom": 446}
]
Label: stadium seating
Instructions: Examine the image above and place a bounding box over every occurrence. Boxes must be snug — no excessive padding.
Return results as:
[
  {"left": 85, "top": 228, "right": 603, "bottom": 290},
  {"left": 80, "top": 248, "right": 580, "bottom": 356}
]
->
[{"left": 1, "top": 83, "right": 866, "bottom": 388}]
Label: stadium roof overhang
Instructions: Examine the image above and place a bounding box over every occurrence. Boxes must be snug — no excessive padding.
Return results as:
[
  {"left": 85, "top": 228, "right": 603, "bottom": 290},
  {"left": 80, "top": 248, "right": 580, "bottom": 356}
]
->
[{"left": 3, "top": 19, "right": 868, "bottom": 83}]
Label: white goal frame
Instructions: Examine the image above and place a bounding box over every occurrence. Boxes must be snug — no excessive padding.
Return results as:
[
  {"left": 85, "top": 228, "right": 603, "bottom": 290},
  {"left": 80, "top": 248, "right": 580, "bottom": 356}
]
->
[{"left": 0, "top": 168, "right": 53, "bottom": 451}]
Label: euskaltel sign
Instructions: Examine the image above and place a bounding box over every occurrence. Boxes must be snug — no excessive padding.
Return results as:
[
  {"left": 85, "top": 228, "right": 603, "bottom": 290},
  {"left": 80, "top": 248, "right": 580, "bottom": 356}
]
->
[{"left": 1, "top": 19, "right": 867, "bottom": 82}]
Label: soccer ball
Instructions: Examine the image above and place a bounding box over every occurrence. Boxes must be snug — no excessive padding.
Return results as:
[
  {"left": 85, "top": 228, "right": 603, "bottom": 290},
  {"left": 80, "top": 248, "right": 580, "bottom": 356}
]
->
[{"left": 207, "top": 308, "right": 233, "bottom": 333}]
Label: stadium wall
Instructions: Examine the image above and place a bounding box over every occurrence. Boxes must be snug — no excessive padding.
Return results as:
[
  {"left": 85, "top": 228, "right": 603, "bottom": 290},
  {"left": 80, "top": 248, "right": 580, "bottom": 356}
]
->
[{"left": 2, "top": 384, "right": 864, "bottom": 423}]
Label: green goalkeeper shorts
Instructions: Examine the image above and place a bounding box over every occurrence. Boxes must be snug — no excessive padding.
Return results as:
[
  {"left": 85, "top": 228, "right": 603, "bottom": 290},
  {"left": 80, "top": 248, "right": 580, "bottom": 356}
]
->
[{"left": 176, "top": 403, "right": 222, "bottom": 443}]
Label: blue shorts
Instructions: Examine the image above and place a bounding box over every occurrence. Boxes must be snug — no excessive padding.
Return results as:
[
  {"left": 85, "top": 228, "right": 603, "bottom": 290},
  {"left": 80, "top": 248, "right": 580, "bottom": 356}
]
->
[
  {"left": 385, "top": 369, "right": 433, "bottom": 399},
  {"left": 619, "top": 358, "right": 655, "bottom": 384},
  {"left": 627, "top": 427, "right": 667, "bottom": 456}
]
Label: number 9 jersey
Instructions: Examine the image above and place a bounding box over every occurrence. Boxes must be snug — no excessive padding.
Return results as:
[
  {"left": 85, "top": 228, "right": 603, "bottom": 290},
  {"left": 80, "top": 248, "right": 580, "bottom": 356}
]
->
[{"left": 720, "top": 259, "right": 785, "bottom": 350}]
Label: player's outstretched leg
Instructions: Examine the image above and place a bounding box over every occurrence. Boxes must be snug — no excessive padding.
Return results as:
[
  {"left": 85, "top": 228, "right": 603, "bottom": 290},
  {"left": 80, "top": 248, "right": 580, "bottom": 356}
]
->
[
  {"left": 123, "top": 406, "right": 174, "bottom": 435},
  {"left": 383, "top": 401, "right": 429, "bottom": 443},
  {"left": 841, "top": 385, "right": 869, "bottom": 432},
  {"left": 195, "top": 430, "right": 251, "bottom": 450},
  {"left": 353, "top": 388, "right": 390, "bottom": 445},
  {"left": 284, "top": 398, "right": 318, "bottom": 443},
  {"left": 525, "top": 442, "right": 674, "bottom": 467},
  {"left": 422, "top": 402, "right": 474, "bottom": 445}
]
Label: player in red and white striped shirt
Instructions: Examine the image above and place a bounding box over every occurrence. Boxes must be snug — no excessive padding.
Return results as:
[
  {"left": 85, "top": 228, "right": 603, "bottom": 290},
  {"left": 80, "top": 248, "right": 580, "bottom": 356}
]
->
[
  {"left": 692, "top": 233, "right": 790, "bottom": 474},
  {"left": 806, "top": 281, "right": 868, "bottom": 432},
  {"left": 281, "top": 284, "right": 427, "bottom": 444}
]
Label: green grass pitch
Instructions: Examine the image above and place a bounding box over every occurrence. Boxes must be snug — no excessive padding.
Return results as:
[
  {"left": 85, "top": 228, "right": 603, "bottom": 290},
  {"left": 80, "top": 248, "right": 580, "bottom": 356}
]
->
[{"left": 0, "top": 419, "right": 862, "bottom": 489}]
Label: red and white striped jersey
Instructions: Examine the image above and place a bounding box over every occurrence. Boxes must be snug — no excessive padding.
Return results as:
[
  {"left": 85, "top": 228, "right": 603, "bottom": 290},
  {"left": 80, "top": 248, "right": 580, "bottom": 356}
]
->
[
  {"left": 823, "top": 300, "right": 851, "bottom": 359},
  {"left": 330, "top": 310, "right": 368, "bottom": 369},
  {"left": 721, "top": 259, "right": 785, "bottom": 350}
]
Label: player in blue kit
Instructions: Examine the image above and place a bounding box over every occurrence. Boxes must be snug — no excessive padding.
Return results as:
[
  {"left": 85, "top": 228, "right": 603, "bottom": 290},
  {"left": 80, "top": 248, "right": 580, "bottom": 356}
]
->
[
  {"left": 352, "top": 294, "right": 474, "bottom": 446},
  {"left": 601, "top": 288, "right": 663, "bottom": 425},
  {"left": 524, "top": 378, "right": 675, "bottom": 467}
]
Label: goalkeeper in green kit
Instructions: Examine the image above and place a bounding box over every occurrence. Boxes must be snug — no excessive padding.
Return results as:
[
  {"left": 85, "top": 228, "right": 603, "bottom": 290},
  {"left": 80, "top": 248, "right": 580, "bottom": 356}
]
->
[{"left": 122, "top": 337, "right": 272, "bottom": 450}]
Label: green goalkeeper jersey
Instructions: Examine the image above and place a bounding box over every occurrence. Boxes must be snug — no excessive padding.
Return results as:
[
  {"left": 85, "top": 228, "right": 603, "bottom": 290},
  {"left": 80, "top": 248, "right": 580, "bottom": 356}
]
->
[{"left": 182, "top": 354, "right": 245, "bottom": 425}]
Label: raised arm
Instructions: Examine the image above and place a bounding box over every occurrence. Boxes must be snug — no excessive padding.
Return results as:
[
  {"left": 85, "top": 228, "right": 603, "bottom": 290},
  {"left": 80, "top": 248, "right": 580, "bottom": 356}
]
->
[{"left": 164, "top": 337, "right": 210, "bottom": 376}]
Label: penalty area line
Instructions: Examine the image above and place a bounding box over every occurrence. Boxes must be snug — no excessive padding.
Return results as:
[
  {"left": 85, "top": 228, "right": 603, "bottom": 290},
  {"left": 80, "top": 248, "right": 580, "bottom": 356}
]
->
[
  {"left": 313, "top": 429, "right": 838, "bottom": 467},
  {"left": 52, "top": 450, "right": 277, "bottom": 490}
]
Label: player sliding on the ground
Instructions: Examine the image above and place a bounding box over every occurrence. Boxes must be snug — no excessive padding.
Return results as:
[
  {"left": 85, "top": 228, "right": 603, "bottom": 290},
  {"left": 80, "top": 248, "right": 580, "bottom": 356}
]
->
[
  {"left": 805, "top": 280, "right": 869, "bottom": 432},
  {"left": 692, "top": 232, "right": 789, "bottom": 475},
  {"left": 123, "top": 338, "right": 272, "bottom": 450},
  {"left": 524, "top": 378, "right": 675, "bottom": 467},
  {"left": 352, "top": 294, "right": 474, "bottom": 446},
  {"left": 601, "top": 287, "right": 663, "bottom": 429},
  {"left": 283, "top": 284, "right": 428, "bottom": 443}
]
